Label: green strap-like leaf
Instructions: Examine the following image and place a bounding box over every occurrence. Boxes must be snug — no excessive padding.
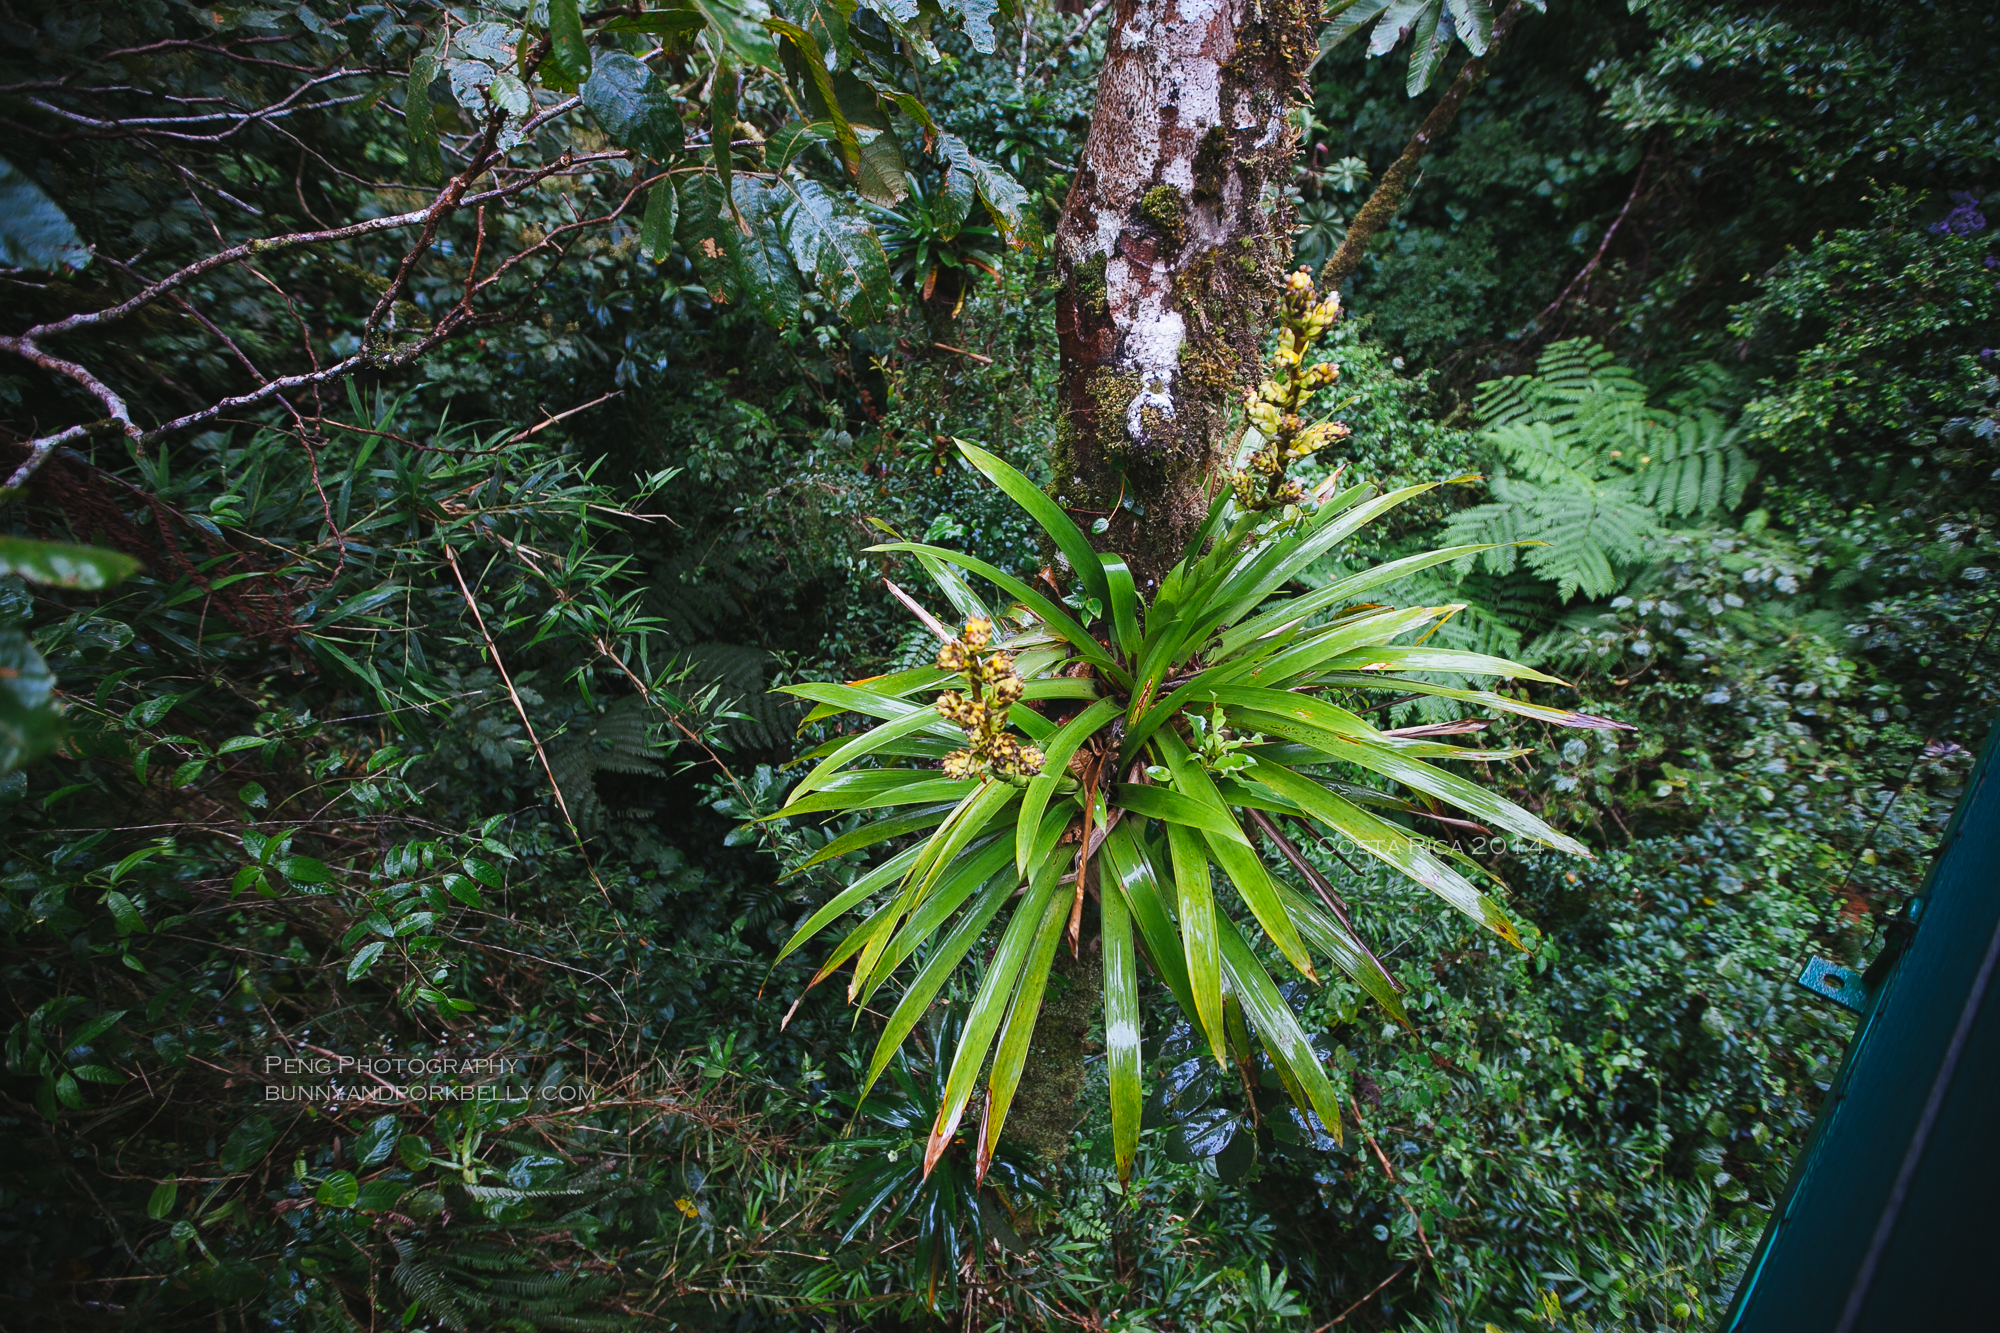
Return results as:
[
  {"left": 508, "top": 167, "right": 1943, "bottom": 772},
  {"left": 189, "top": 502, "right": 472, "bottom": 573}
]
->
[
  {"left": 1165, "top": 820, "right": 1227, "bottom": 1066},
  {"left": 1098, "top": 824, "right": 1195, "bottom": 1019},
  {"left": 786, "top": 804, "right": 954, "bottom": 877},
  {"left": 955, "top": 441, "right": 1108, "bottom": 611},
  {"left": 861, "top": 869, "right": 1016, "bottom": 1095},
  {"left": 1234, "top": 605, "right": 1451, "bottom": 688},
  {"left": 1251, "top": 763, "right": 1525, "bottom": 948},
  {"left": 978, "top": 871, "right": 1071, "bottom": 1172},
  {"left": 1273, "top": 881, "right": 1409, "bottom": 1027},
  {"left": 1158, "top": 731, "right": 1317, "bottom": 983},
  {"left": 789, "top": 708, "right": 958, "bottom": 802},
  {"left": 1016, "top": 697, "right": 1121, "bottom": 877},
  {"left": 924, "top": 860, "right": 1065, "bottom": 1173},
  {"left": 782, "top": 773, "right": 978, "bottom": 816},
  {"left": 1206, "top": 483, "right": 1443, "bottom": 636},
  {"left": 856, "top": 836, "right": 1017, "bottom": 1004},
  {"left": 1111, "top": 782, "right": 1248, "bottom": 844},
  {"left": 1217, "top": 543, "right": 1506, "bottom": 658},
  {"left": 1101, "top": 872, "right": 1143, "bottom": 1181},
  {"left": 1217, "top": 915, "right": 1345, "bottom": 1145},
  {"left": 1304, "top": 733, "right": 1590, "bottom": 856},
  {"left": 1313, "top": 646, "right": 1568, "bottom": 683},
  {"left": 1103, "top": 555, "right": 1141, "bottom": 661},
  {"left": 1199, "top": 686, "right": 1378, "bottom": 738},
  {"left": 1316, "top": 672, "right": 1629, "bottom": 730},
  {"left": 867, "top": 542, "right": 1128, "bottom": 685},
  {"left": 856, "top": 780, "right": 1017, "bottom": 991}
]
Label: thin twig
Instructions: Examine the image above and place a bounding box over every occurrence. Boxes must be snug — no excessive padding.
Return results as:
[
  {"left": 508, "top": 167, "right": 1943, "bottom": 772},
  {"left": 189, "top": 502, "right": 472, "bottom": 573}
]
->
[
  {"left": 1312, "top": 1263, "right": 1411, "bottom": 1330},
  {"left": 441, "top": 543, "right": 610, "bottom": 905},
  {"left": 504, "top": 390, "right": 623, "bottom": 444}
]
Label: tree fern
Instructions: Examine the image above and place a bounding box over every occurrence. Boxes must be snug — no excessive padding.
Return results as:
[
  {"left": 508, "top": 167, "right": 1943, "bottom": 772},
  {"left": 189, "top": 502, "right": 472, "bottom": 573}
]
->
[
  {"left": 548, "top": 695, "right": 670, "bottom": 833},
  {"left": 1446, "top": 339, "right": 1756, "bottom": 600}
]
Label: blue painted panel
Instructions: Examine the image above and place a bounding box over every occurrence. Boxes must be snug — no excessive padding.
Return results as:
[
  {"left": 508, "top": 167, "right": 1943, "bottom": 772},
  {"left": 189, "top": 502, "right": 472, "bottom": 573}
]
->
[{"left": 1725, "top": 721, "right": 2000, "bottom": 1332}]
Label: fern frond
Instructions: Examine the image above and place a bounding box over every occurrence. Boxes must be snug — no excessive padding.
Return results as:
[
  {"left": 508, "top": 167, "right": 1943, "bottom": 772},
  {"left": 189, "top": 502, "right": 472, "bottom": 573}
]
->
[
  {"left": 1518, "top": 484, "right": 1658, "bottom": 601},
  {"left": 1636, "top": 410, "right": 1754, "bottom": 517}
]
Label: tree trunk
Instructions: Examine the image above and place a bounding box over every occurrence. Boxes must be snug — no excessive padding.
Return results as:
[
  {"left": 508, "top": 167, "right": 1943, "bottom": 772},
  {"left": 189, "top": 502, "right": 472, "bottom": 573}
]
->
[{"left": 1051, "top": 0, "right": 1320, "bottom": 585}]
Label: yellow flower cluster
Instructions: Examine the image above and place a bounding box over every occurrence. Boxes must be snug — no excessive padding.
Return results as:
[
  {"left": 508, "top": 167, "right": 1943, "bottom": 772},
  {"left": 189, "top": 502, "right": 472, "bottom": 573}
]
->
[
  {"left": 1231, "top": 268, "right": 1351, "bottom": 511},
  {"left": 935, "top": 616, "right": 1045, "bottom": 782}
]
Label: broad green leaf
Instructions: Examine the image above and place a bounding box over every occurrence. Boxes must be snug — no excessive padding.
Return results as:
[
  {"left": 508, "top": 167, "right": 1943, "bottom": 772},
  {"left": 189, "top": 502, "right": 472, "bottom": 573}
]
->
[
  {"left": 146, "top": 1179, "right": 178, "bottom": 1220},
  {"left": 940, "top": 0, "right": 999, "bottom": 52},
  {"left": 778, "top": 176, "right": 893, "bottom": 325},
  {"left": 1207, "top": 483, "right": 1443, "bottom": 634},
  {"left": 955, "top": 441, "right": 1108, "bottom": 610},
  {"left": 354, "top": 1114, "right": 400, "bottom": 1168},
  {"left": 693, "top": 0, "right": 782, "bottom": 69},
  {"left": 346, "top": 940, "right": 387, "bottom": 980},
  {"left": 935, "top": 132, "right": 1036, "bottom": 245},
  {"left": 279, "top": 856, "right": 333, "bottom": 884},
  {"left": 674, "top": 171, "right": 740, "bottom": 303},
  {"left": 730, "top": 177, "right": 804, "bottom": 326},
  {"left": 547, "top": 0, "right": 592, "bottom": 83},
  {"left": 315, "top": 1170, "right": 359, "bottom": 1208},
  {"left": 582, "top": 53, "right": 684, "bottom": 158},
  {"left": 218, "top": 1115, "right": 277, "bottom": 1173},
  {"left": 0, "top": 538, "right": 139, "bottom": 589},
  {"left": 1101, "top": 873, "right": 1143, "bottom": 1180},
  {"left": 102, "top": 890, "right": 145, "bottom": 935}
]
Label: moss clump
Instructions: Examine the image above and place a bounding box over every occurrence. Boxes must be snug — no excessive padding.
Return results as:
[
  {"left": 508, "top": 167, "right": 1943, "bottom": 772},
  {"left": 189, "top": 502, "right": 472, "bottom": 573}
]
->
[
  {"left": 1073, "top": 251, "right": 1109, "bottom": 319},
  {"left": 1138, "top": 184, "right": 1188, "bottom": 251},
  {"left": 1086, "top": 368, "right": 1141, "bottom": 455},
  {"left": 1137, "top": 401, "right": 1180, "bottom": 453}
]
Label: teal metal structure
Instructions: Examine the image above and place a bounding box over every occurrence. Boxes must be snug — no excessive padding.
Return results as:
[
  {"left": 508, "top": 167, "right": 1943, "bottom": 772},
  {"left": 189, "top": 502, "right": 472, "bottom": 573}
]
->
[{"left": 1723, "top": 722, "right": 2000, "bottom": 1331}]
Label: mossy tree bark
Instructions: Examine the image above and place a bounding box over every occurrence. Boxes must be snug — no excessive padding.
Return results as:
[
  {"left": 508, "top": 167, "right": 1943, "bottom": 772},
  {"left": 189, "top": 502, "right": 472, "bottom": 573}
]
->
[{"left": 1050, "top": 0, "right": 1320, "bottom": 586}]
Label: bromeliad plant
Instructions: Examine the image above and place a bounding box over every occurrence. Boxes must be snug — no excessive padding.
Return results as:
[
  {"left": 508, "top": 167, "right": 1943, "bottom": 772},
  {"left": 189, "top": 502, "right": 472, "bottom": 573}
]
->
[{"left": 777, "top": 423, "right": 1625, "bottom": 1191}]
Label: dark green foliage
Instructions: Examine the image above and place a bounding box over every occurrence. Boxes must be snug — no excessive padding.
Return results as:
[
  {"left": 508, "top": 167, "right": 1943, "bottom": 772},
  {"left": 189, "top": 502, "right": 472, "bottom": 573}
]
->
[{"left": 3, "top": 0, "right": 1998, "bottom": 1328}]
